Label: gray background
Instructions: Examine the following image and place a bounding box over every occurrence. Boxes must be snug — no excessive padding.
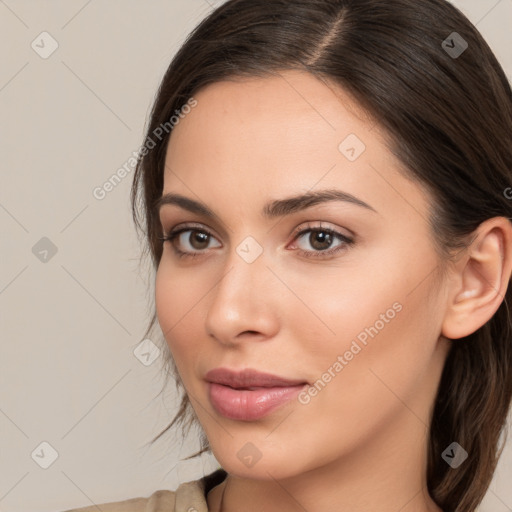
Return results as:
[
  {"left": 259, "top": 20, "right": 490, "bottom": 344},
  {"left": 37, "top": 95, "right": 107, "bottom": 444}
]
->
[{"left": 0, "top": 1, "right": 511, "bottom": 511}]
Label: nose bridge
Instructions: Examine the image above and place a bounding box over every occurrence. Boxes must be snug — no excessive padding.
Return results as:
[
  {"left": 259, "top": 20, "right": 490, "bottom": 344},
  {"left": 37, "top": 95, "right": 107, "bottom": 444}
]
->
[
  {"left": 205, "top": 239, "right": 278, "bottom": 341},
  {"left": 212, "top": 241, "right": 267, "bottom": 314},
  {"left": 216, "top": 232, "right": 268, "bottom": 300}
]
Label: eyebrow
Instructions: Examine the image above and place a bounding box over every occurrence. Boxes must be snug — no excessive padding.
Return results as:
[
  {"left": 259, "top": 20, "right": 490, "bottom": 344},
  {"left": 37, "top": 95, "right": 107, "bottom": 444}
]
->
[{"left": 155, "top": 188, "right": 378, "bottom": 219}]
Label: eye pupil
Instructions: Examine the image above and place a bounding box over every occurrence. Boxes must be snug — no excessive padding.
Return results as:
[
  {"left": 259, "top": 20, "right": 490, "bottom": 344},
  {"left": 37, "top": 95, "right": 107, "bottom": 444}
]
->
[
  {"left": 190, "top": 230, "right": 209, "bottom": 250},
  {"left": 310, "top": 231, "right": 332, "bottom": 250}
]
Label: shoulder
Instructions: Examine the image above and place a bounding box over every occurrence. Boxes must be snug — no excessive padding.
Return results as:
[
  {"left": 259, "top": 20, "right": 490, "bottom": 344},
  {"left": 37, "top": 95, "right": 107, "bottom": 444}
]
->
[
  {"left": 61, "top": 489, "right": 176, "bottom": 512},
  {"left": 60, "top": 468, "right": 227, "bottom": 512}
]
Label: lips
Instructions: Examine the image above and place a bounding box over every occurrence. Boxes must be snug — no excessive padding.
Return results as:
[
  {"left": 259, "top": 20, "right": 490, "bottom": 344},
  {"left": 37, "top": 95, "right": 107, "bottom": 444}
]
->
[
  {"left": 205, "top": 367, "right": 309, "bottom": 421},
  {"left": 204, "top": 367, "right": 308, "bottom": 389}
]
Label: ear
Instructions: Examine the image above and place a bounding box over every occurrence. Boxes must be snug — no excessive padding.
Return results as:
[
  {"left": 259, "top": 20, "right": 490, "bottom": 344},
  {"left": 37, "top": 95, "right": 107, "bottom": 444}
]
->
[{"left": 442, "top": 217, "right": 512, "bottom": 340}]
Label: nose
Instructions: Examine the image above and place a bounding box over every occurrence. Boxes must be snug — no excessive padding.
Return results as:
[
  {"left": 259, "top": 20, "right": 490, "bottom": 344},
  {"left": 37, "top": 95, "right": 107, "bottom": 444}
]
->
[{"left": 204, "top": 246, "right": 280, "bottom": 346}]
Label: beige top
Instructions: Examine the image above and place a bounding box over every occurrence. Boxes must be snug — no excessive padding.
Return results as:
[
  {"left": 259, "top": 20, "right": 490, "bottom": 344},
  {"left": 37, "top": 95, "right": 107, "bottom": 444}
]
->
[{"left": 62, "top": 469, "right": 227, "bottom": 512}]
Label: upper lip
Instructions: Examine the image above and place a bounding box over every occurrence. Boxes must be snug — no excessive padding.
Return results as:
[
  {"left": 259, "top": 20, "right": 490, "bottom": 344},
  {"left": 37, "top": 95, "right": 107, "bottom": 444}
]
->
[{"left": 205, "top": 368, "right": 308, "bottom": 389}]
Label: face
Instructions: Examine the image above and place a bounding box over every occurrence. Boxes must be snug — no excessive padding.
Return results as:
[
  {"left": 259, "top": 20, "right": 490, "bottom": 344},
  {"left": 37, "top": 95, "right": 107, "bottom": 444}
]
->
[{"left": 155, "top": 70, "right": 451, "bottom": 480}]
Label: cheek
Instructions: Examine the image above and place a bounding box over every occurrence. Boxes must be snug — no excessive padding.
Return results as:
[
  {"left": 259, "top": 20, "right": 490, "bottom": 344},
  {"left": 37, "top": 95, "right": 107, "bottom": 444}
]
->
[
  {"left": 279, "top": 259, "right": 405, "bottom": 364},
  {"left": 287, "top": 241, "right": 441, "bottom": 401},
  {"left": 155, "top": 260, "right": 205, "bottom": 360},
  {"left": 155, "top": 262, "right": 177, "bottom": 337}
]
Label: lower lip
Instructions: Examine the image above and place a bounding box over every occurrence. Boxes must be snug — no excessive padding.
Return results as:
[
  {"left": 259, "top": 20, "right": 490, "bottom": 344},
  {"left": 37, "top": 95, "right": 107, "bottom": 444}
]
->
[{"left": 207, "top": 382, "right": 307, "bottom": 421}]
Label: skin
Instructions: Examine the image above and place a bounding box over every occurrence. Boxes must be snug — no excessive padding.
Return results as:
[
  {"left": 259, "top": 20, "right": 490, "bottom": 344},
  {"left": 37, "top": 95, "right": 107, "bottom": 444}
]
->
[{"left": 155, "top": 70, "right": 512, "bottom": 512}]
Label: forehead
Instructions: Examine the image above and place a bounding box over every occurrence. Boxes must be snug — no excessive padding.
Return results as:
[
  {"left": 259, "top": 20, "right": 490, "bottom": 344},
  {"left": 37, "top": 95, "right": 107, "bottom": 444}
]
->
[
  {"left": 162, "top": 70, "right": 429, "bottom": 223},
  {"left": 167, "top": 70, "right": 375, "bottom": 161}
]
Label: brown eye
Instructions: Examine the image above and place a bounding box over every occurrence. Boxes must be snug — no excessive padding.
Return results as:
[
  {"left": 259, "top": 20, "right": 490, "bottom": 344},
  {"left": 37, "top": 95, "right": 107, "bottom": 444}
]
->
[
  {"left": 162, "top": 226, "right": 221, "bottom": 257},
  {"left": 290, "top": 225, "right": 355, "bottom": 260},
  {"left": 187, "top": 230, "right": 210, "bottom": 250},
  {"left": 307, "top": 230, "right": 334, "bottom": 251}
]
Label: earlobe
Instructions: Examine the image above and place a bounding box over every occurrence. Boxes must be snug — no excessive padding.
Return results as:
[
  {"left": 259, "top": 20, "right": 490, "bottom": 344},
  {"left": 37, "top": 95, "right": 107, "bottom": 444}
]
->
[{"left": 441, "top": 217, "right": 512, "bottom": 340}]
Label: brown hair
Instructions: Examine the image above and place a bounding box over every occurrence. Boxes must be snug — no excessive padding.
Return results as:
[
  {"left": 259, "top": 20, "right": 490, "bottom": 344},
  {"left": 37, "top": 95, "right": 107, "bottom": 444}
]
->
[{"left": 130, "top": 1, "right": 512, "bottom": 510}]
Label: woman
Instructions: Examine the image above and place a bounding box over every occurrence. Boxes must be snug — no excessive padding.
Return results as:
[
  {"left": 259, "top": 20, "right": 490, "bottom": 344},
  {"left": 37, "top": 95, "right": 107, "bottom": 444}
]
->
[{"left": 65, "top": 0, "right": 512, "bottom": 510}]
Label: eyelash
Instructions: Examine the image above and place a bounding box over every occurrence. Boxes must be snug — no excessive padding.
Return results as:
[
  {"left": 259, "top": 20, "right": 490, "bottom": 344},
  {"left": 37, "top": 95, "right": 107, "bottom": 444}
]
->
[{"left": 159, "top": 222, "right": 355, "bottom": 260}]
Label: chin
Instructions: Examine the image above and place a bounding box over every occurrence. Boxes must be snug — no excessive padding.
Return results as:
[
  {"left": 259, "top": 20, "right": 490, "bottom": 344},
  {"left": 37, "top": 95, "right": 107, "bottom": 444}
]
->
[{"left": 210, "top": 443, "right": 305, "bottom": 481}]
